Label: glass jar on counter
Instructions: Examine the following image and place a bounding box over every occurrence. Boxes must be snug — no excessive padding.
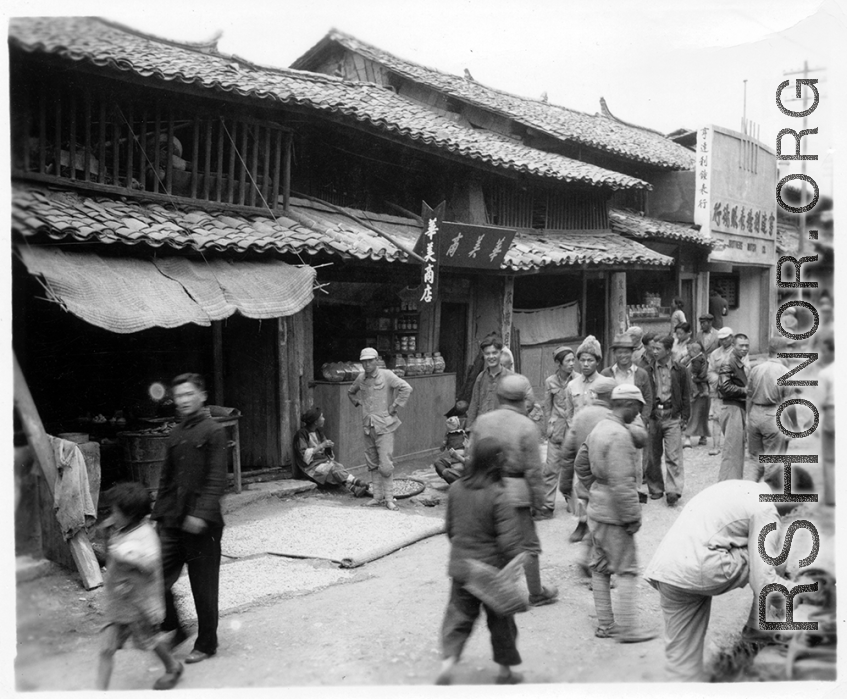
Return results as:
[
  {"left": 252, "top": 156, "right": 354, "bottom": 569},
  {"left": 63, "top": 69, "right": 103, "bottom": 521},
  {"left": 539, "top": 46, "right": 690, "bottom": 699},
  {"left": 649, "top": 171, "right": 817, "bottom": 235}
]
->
[
  {"left": 393, "top": 354, "right": 406, "bottom": 377},
  {"left": 433, "top": 351, "right": 445, "bottom": 373},
  {"left": 422, "top": 352, "right": 434, "bottom": 374},
  {"left": 405, "top": 354, "right": 419, "bottom": 376}
]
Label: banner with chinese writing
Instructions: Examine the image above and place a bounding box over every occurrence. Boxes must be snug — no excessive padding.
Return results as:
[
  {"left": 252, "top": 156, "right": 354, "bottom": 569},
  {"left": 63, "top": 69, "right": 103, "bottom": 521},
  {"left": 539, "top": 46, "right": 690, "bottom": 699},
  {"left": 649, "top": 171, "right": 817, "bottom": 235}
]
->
[{"left": 438, "top": 222, "right": 515, "bottom": 269}]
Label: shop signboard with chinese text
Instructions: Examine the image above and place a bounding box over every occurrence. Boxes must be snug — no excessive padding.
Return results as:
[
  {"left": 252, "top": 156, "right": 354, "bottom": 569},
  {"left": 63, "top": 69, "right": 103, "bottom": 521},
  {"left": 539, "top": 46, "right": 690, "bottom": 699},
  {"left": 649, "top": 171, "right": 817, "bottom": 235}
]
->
[
  {"left": 414, "top": 202, "right": 445, "bottom": 306},
  {"left": 436, "top": 222, "right": 515, "bottom": 269},
  {"left": 693, "top": 124, "right": 778, "bottom": 265}
]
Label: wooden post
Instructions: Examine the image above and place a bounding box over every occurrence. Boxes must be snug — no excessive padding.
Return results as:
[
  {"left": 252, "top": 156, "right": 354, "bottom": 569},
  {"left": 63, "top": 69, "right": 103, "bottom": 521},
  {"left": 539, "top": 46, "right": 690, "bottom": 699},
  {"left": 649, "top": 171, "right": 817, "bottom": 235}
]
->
[
  {"left": 610, "top": 272, "right": 627, "bottom": 337},
  {"left": 13, "top": 353, "right": 102, "bottom": 590},
  {"left": 278, "top": 317, "right": 292, "bottom": 470},
  {"left": 501, "top": 275, "right": 514, "bottom": 347},
  {"left": 580, "top": 270, "right": 588, "bottom": 336},
  {"left": 212, "top": 321, "right": 224, "bottom": 406}
]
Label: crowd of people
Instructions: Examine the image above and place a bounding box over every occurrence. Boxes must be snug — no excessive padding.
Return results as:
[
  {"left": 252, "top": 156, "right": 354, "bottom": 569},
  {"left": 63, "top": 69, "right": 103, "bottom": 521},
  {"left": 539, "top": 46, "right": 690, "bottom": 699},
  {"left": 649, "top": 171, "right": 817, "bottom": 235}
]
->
[
  {"left": 95, "top": 287, "right": 833, "bottom": 688},
  {"left": 433, "top": 289, "right": 833, "bottom": 684}
]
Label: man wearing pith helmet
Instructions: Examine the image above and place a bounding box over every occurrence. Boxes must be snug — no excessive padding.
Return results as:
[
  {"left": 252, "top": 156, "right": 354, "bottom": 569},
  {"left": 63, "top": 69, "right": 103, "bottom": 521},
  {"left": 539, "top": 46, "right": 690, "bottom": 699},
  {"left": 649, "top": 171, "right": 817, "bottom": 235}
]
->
[
  {"left": 574, "top": 384, "right": 656, "bottom": 643},
  {"left": 348, "top": 348, "right": 412, "bottom": 510}
]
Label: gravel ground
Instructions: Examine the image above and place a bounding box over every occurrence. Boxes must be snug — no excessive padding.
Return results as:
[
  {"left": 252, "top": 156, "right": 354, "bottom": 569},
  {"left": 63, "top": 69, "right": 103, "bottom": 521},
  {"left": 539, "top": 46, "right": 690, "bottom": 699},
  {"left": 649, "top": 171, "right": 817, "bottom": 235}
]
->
[
  {"left": 221, "top": 501, "right": 445, "bottom": 561},
  {"left": 173, "top": 555, "right": 355, "bottom": 623}
]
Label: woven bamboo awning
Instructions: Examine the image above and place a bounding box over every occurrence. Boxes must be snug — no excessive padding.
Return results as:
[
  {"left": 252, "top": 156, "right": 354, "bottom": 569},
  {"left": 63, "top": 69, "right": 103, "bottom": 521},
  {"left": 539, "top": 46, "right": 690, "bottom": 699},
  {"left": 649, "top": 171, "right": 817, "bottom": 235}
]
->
[{"left": 17, "top": 245, "right": 316, "bottom": 333}]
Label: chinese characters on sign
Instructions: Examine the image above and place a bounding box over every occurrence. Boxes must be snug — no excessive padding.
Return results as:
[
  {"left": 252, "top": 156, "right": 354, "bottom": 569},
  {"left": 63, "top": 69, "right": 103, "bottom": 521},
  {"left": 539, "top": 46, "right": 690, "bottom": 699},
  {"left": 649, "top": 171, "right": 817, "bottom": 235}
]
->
[
  {"left": 694, "top": 126, "right": 712, "bottom": 217},
  {"left": 420, "top": 218, "right": 437, "bottom": 304},
  {"left": 438, "top": 222, "right": 515, "bottom": 269},
  {"left": 710, "top": 201, "right": 776, "bottom": 237},
  {"left": 414, "top": 202, "right": 445, "bottom": 306}
]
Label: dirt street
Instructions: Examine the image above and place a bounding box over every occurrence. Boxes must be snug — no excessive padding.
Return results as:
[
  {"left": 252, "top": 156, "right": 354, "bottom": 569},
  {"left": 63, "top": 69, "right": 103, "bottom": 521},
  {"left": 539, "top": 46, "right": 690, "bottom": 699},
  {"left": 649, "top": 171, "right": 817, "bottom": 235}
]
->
[{"left": 16, "top": 444, "right": 759, "bottom": 690}]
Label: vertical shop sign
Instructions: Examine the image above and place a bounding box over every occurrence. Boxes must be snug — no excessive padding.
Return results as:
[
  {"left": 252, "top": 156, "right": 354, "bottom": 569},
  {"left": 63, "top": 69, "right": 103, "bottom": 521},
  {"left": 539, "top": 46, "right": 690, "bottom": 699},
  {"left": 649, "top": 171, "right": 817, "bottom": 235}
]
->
[{"left": 414, "top": 201, "right": 445, "bottom": 306}]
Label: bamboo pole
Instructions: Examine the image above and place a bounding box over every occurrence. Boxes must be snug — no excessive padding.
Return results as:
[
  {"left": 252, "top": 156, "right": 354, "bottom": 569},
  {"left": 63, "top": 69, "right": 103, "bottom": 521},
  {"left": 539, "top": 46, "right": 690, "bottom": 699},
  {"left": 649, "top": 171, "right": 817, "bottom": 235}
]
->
[
  {"left": 290, "top": 190, "right": 425, "bottom": 263},
  {"left": 13, "top": 353, "right": 102, "bottom": 590}
]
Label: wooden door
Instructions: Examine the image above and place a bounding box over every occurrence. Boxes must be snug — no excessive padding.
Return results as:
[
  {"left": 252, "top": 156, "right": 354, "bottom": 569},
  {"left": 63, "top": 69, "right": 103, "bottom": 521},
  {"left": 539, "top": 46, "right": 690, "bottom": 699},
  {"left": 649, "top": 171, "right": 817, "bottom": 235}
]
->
[{"left": 438, "top": 302, "right": 467, "bottom": 394}]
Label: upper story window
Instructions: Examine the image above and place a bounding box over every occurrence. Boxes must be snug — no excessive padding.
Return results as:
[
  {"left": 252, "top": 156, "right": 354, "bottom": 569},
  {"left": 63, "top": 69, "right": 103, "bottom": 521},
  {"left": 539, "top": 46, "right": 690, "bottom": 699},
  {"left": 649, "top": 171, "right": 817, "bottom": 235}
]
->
[
  {"left": 485, "top": 180, "right": 609, "bottom": 230},
  {"left": 10, "top": 64, "right": 291, "bottom": 214}
]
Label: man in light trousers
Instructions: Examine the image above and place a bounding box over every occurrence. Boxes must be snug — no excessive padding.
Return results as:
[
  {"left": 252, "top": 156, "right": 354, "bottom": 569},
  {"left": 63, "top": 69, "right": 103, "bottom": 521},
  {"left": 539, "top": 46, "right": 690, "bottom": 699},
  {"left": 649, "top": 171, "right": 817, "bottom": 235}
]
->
[{"left": 348, "top": 347, "right": 412, "bottom": 510}]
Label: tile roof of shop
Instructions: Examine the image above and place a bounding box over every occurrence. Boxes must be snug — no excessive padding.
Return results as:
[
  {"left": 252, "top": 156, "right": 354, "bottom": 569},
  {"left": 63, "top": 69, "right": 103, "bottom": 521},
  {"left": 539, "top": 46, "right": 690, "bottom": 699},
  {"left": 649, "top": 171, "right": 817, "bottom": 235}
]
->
[
  {"left": 293, "top": 30, "right": 696, "bottom": 171},
  {"left": 12, "top": 184, "right": 672, "bottom": 270},
  {"left": 609, "top": 208, "right": 715, "bottom": 248},
  {"left": 8, "top": 17, "right": 647, "bottom": 192},
  {"left": 506, "top": 230, "right": 673, "bottom": 270},
  {"left": 11, "top": 185, "right": 416, "bottom": 262}
]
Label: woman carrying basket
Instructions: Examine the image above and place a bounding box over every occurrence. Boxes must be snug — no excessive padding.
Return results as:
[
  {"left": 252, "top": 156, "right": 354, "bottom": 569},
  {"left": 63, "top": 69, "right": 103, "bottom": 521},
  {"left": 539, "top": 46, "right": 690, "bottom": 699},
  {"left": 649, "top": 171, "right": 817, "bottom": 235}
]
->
[{"left": 436, "top": 436, "right": 525, "bottom": 686}]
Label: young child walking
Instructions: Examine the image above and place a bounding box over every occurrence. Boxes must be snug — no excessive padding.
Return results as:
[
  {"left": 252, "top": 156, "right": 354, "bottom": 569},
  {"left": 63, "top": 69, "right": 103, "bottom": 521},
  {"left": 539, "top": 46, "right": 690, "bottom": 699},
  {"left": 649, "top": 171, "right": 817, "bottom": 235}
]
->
[{"left": 97, "top": 482, "right": 183, "bottom": 691}]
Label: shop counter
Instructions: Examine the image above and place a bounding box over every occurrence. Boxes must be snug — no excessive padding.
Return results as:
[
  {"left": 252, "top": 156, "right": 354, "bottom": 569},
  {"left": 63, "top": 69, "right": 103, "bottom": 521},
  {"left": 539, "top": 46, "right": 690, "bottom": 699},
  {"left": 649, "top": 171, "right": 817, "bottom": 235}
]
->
[{"left": 312, "top": 373, "right": 456, "bottom": 470}]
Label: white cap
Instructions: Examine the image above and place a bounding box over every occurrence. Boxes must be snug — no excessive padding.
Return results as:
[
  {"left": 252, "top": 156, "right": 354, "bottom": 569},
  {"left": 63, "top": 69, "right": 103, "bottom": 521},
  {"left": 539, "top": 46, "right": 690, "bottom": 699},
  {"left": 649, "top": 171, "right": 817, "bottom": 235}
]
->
[
  {"left": 611, "top": 384, "right": 645, "bottom": 404},
  {"left": 359, "top": 347, "right": 379, "bottom": 361}
]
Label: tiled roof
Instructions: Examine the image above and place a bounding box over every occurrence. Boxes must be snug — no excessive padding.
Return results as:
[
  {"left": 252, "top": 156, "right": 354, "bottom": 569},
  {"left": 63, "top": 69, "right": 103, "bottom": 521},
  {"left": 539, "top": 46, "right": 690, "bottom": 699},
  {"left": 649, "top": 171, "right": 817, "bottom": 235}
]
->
[
  {"left": 12, "top": 184, "right": 671, "bottom": 270},
  {"left": 293, "top": 30, "right": 696, "bottom": 171},
  {"left": 506, "top": 230, "right": 673, "bottom": 270},
  {"left": 609, "top": 208, "right": 715, "bottom": 248},
  {"left": 8, "top": 17, "right": 647, "bottom": 192},
  {"left": 11, "top": 185, "right": 417, "bottom": 262}
]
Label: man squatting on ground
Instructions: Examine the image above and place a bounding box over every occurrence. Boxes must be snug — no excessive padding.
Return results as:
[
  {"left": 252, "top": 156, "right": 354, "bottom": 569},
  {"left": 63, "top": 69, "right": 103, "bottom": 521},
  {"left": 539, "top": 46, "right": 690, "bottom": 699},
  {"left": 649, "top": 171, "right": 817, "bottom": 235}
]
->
[
  {"left": 471, "top": 374, "right": 559, "bottom": 607},
  {"left": 645, "top": 467, "right": 815, "bottom": 681},
  {"left": 152, "top": 373, "right": 226, "bottom": 665},
  {"left": 292, "top": 407, "right": 370, "bottom": 497},
  {"left": 348, "top": 347, "right": 412, "bottom": 511},
  {"left": 574, "top": 384, "right": 656, "bottom": 643},
  {"left": 537, "top": 345, "right": 575, "bottom": 519}
]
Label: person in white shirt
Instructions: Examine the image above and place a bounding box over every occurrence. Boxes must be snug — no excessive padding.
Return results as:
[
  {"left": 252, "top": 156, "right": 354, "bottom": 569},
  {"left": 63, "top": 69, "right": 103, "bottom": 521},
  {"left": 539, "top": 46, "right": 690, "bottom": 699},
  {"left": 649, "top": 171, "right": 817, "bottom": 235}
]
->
[{"left": 644, "top": 466, "right": 815, "bottom": 681}]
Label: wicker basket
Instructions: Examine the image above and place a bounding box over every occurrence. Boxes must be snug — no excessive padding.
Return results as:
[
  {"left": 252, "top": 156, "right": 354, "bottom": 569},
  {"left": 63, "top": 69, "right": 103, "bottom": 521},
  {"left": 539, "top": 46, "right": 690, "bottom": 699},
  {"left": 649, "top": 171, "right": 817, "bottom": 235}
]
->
[{"left": 463, "top": 552, "right": 529, "bottom": 616}]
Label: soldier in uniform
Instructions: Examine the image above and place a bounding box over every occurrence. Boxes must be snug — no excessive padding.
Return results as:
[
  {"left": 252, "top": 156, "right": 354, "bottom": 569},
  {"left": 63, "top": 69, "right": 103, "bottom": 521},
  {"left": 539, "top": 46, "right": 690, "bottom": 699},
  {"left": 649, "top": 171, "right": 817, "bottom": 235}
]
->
[
  {"left": 471, "top": 375, "right": 558, "bottom": 607},
  {"left": 536, "top": 346, "right": 575, "bottom": 519},
  {"left": 574, "top": 385, "right": 656, "bottom": 643}
]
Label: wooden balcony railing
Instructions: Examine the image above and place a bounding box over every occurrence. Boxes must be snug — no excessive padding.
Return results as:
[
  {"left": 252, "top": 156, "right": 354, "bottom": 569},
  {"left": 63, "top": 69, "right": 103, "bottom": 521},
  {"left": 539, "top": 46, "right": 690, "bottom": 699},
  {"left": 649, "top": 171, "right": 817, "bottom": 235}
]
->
[{"left": 12, "top": 81, "right": 292, "bottom": 214}]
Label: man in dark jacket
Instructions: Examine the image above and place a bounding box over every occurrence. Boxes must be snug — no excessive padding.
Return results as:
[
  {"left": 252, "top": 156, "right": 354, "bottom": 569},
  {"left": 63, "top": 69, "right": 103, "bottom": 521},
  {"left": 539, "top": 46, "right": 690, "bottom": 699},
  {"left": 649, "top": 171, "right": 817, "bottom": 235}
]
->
[
  {"left": 717, "top": 333, "right": 750, "bottom": 481},
  {"left": 709, "top": 288, "right": 729, "bottom": 329},
  {"left": 574, "top": 385, "right": 656, "bottom": 642},
  {"left": 152, "top": 373, "right": 227, "bottom": 664},
  {"left": 646, "top": 336, "right": 690, "bottom": 506}
]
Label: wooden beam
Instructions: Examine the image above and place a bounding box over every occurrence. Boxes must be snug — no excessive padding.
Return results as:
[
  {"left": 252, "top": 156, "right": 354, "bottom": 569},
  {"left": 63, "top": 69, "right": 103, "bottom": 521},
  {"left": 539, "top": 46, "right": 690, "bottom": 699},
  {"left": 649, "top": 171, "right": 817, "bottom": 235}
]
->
[
  {"left": 13, "top": 353, "right": 102, "bottom": 590},
  {"left": 290, "top": 190, "right": 425, "bottom": 263},
  {"left": 278, "top": 317, "right": 292, "bottom": 469},
  {"left": 212, "top": 321, "right": 224, "bottom": 406}
]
